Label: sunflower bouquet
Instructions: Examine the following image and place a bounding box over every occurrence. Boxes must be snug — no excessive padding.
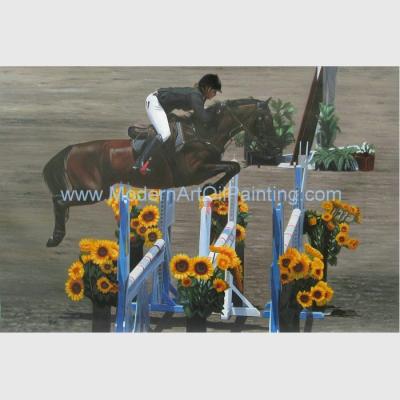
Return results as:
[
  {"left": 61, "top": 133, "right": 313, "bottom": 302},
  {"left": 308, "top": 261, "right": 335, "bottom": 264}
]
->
[
  {"left": 105, "top": 185, "right": 163, "bottom": 249},
  {"left": 169, "top": 245, "right": 242, "bottom": 319},
  {"left": 65, "top": 238, "right": 119, "bottom": 306},
  {"left": 278, "top": 244, "right": 334, "bottom": 310},
  {"left": 304, "top": 200, "right": 361, "bottom": 279}
]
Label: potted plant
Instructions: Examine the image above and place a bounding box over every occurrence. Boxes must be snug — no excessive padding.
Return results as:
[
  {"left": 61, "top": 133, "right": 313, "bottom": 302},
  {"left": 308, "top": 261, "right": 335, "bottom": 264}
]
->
[
  {"left": 316, "top": 103, "right": 341, "bottom": 148},
  {"left": 353, "top": 142, "right": 375, "bottom": 171},
  {"left": 169, "top": 246, "right": 242, "bottom": 332},
  {"left": 237, "top": 98, "right": 295, "bottom": 166},
  {"left": 312, "top": 147, "right": 358, "bottom": 171}
]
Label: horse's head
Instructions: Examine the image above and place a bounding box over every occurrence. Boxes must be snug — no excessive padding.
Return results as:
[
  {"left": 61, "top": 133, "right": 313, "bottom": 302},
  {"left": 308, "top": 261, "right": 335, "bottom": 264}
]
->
[{"left": 207, "top": 97, "right": 276, "bottom": 151}]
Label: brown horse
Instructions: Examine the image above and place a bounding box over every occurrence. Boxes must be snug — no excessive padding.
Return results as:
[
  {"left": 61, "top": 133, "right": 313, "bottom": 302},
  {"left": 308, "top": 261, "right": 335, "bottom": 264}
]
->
[{"left": 43, "top": 98, "right": 275, "bottom": 247}]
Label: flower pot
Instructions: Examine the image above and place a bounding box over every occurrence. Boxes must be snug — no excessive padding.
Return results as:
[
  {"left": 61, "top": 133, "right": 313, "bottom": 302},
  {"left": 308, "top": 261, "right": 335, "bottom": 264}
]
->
[
  {"left": 185, "top": 315, "right": 208, "bottom": 332},
  {"left": 354, "top": 154, "right": 375, "bottom": 171},
  {"left": 92, "top": 303, "right": 111, "bottom": 332}
]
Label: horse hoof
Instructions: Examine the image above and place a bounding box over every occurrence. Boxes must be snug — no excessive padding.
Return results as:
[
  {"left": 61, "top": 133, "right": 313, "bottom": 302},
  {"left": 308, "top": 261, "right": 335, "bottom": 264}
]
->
[{"left": 46, "top": 231, "right": 65, "bottom": 247}]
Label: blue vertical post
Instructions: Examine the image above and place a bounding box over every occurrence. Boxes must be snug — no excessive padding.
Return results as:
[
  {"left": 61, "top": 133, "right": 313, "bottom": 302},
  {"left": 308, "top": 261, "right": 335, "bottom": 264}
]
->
[{"left": 116, "top": 194, "right": 130, "bottom": 332}]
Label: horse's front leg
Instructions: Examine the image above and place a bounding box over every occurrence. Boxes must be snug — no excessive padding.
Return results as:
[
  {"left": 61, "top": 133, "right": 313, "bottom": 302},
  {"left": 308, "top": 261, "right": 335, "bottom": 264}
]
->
[{"left": 195, "top": 161, "right": 241, "bottom": 195}]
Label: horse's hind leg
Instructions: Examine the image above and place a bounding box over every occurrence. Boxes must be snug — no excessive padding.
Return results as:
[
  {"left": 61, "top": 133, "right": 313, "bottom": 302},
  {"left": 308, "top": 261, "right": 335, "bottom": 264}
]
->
[{"left": 46, "top": 195, "right": 68, "bottom": 247}]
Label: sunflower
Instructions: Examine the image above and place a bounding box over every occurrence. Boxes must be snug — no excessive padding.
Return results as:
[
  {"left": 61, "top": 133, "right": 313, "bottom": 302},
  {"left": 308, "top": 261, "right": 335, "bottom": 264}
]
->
[
  {"left": 321, "top": 201, "right": 333, "bottom": 212},
  {"left": 210, "top": 245, "right": 236, "bottom": 259},
  {"left": 278, "top": 248, "right": 300, "bottom": 269},
  {"left": 138, "top": 205, "right": 160, "bottom": 227},
  {"left": 110, "top": 284, "right": 119, "bottom": 294},
  {"left": 104, "top": 240, "right": 118, "bottom": 260},
  {"left": 304, "top": 243, "right": 324, "bottom": 259},
  {"left": 68, "top": 261, "right": 84, "bottom": 280},
  {"left": 332, "top": 199, "right": 343, "bottom": 208},
  {"left": 136, "top": 224, "right": 148, "bottom": 237},
  {"left": 180, "top": 276, "right": 193, "bottom": 288},
  {"left": 345, "top": 238, "right": 360, "bottom": 250},
  {"left": 213, "top": 278, "right": 229, "bottom": 293},
  {"left": 65, "top": 278, "right": 84, "bottom": 301},
  {"left": 326, "top": 222, "right": 336, "bottom": 231},
  {"left": 216, "top": 203, "right": 228, "bottom": 216},
  {"left": 321, "top": 212, "right": 333, "bottom": 223},
  {"left": 232, "top": 256, "right": 242, "bottom": 269},
  {"left": 296, "top": 291, "right": 312, "bottom": 308},
  {"left": 310, "top": 258, "right": 324, "bottom": 280},
  {"left": 170, "top": 254, "right": 192, "bottom": 279},
  {"left": 311, "top": 285, "right": 327, "bottom": 306},
  {"left": 239, "top": 202, "right": 249, "bottom": 213},
  {"left": 322, "top": 284, "right": 334, "bottom": 302},
  {"left": 355, "top": 213, "right": 362, "bottom": 224},
  {"left": 90, "top": 240, "right": 114, "bottom": 266},
  {"left": 130, "top": 217, "right": 140, "bottom": 231},
  {"left": 236, "top": 224, "right": 246, "bottom": 242},
  {"left": 96, "top": 276, "right": 113, "bottom": 294},
  {"left": 338, "top": 223, "right": 350, "bottom": 234},
  {"left": 144, "top": 228, "right": 162, "bottom": 247},
  {"left": 289, "top": 254, "right": 311, "bottom": 280},
  {"left": 191, "top": 257, "right": 213, "bottom": 280},
  {"left": 81, "top": 254, "right": 92, "bottom": 264},
  {"left": 342, "top": 203, "right": 351, "bottom": 213},
  {"left": 99, "top": 263, "right": 115, "bottom": 275},
  {"left": 308, "top": 216, "right": 317, "bottom": 226},
  {"left": 280, "top": 269, "right": 293, "bottom": 285},
  {"left": 79, "top": 238, "right": 96, "bottom": 253},
  {"left": 335, "top": 232, "right": 348, "bottom": 246},
  {"left": 216, "top": 253, "right": 232, "bottom": 270}
]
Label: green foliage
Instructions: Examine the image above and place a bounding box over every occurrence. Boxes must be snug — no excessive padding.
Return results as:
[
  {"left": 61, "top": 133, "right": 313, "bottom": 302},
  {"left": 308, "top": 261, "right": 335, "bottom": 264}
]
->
[
  {"left": 357, "top": 142, "right": 376, "bottom": 155},
  {"left": 312, "top": 147, "right": 358, "bottom": 171},
  {"left": 316, "top": 103, "right": 341, "bottom": 148},
  {"left": 235, "top": 98, "right": 295, "bottom": 155}
]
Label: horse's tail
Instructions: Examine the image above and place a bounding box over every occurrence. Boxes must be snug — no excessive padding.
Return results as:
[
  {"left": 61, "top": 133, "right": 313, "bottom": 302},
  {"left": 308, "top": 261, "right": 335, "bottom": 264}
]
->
[{"left": 42, "top": 145, "right": 73, "bottom": 197}]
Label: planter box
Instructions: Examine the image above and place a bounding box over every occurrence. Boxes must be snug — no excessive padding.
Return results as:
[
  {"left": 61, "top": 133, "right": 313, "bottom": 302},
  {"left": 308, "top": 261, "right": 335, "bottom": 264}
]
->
[{"left": 354, "top": 154, "right": 375, "bottom": 171}]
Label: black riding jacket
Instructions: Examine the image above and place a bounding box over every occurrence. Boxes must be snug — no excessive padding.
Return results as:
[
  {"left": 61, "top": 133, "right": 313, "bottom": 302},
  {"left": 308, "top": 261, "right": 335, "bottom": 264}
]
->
[{"left": 156, "top": 87, "right": 214, "bottom": 124}]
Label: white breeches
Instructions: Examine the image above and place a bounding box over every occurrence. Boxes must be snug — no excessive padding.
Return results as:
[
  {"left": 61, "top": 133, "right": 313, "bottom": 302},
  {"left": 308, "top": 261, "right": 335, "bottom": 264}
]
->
[{"left": 145, "top": 93, "right": 171, "bottom": 142}]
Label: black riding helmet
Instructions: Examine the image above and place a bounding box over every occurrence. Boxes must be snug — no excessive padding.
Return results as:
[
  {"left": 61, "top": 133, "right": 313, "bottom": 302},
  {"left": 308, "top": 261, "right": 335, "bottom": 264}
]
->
[{"left": 198, "top": 74, "right": 222, "bottom": 93}]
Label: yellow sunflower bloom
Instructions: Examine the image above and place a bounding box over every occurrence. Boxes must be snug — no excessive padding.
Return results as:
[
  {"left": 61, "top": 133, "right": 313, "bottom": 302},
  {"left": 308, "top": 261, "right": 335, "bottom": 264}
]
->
[
  {"left": 180, "top": 276, "right": 193, "bottom": 288},
  {"left": 310, "top": 258, "right": 324, "bottom": 280},
  {"left": 289, "top": 254, "right": 311, "bottom": 280},
  {"left": 110, "top": 284, "right": 119, "bottom": 294},
  {"left": 280, "top": 269, "right": 293, "bottom": 285},
  {"left": 296, "top": 291, "right": 312, "bottom": 308},
  {"left": 144, "top": 227, "right": 162, "bottom": 247},
  {"left": 99, "top": 263, "right": 115, "bottom": 275},
  {"left": 210, "top": 245, "right": 237, "bottom": 259},
  {"left": 321, "top": 213, "right": 333, "bottom": 223},
  {"left": 191, "top": 257, "right": 213, "bottom": 280},
  {"left": 326, "top": 222, "right": 336, "bottom": 231},
  {"left": 232, "top": 256, "right": 242, "bottom": 269},
  {"left": 335, "top": 232, "right": 348, "bottom": 246},
  {"left": 311, "top": 285, "right": 327, "bottom": 306},
  {"left": 279, "top": 248, "right": 300, "bottom": 269},
  {"left": 81, "top": 254, "right": 92, "bottom": 264},
  {"left": 213, "top": 278, "right": 229, "bottom": 293},
  {"left": 322, "top": 284, "right": 334, "bottom": 302},
  {"left": 216, "top": 253, "right": 232, "bottom": 270},
  {"left": 136, "top": 224, "right": 148, "bottom": 237},
  {"left": 355, "top": 213, "right": 362, "bottom": 224},
  {"left": 308, "top": 216, "right": 317, "bottom": 226},
  {"left": 236, "top": 224, "right": 246, "bottom": 242},
  {"left": 304, "top": 243, "right": 324, "bottom": 260},
  {"left": 338, "top": 223, "right": 350, "bottom": 234},
  {"left": 342, "top": 203, "right": 351, "bottom": 213},
  {"left": 96, "top": 276, "right": 113, "bottom": 294},
  {"left": 90, "top": 240, "right": 114, "bottom": 266},
  {"left": 79, "top": 238, "right": 96, "bottom": 253},
  {"left": 65, "top": 278, "right": 84, "bottom": 301},
  {"left": 138, "top": 205, "right": 160, "bottom": 227},
  {"left": 170, "top": 254, "right": 192, "bottom": 279},
  {"left": 216, "top": 204, "right": 228, "bottom": 216},
  {"left": 332, "top": 199, "right": 343, "bottom": 208},
  {"left": 239, "top": 202, "right": 249, "bottom": 213},
  {"left": 68, "top": 261, "right": 84, "bottom": 280},
  {"left": 104, "top": 240, "right": 118, "bottom": 260},
  {"left": 321, "top": 201, "right": 333, "bottom": 212},
  {"left": 345, "top": 238, "right": 360, "bottom": 250},
  {"left": 130, "top": 217, "right": 140, "bottom": 231}
]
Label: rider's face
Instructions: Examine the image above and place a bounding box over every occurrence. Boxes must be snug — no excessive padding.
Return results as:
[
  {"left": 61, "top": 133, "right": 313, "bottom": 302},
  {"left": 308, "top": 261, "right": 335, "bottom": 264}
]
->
[{"left": 204, "top": 87, "right": 217, "bottom": 100}]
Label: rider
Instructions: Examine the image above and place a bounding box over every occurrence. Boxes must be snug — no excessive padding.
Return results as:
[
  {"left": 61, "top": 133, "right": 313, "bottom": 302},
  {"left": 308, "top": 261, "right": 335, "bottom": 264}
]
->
[{"left": 133, "top": 73, "right": 222, "bottom": 174}]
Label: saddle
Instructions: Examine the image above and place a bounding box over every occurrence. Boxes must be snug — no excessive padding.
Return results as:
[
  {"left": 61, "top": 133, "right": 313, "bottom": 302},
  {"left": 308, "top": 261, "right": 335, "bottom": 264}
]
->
[{"left": 128, "top": 115, "right": 197, "bottom": 155}]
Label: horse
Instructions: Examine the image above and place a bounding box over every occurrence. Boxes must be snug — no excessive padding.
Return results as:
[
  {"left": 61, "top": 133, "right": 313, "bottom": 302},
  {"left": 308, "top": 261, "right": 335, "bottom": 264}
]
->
[{"left": 43, "top": 97, "right": 275, "bottom": 247}]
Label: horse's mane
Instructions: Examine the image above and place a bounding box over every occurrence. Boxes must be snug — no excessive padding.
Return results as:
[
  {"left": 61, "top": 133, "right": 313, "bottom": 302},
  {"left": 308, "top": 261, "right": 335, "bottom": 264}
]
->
[{"left": 206, "top": 97, "right": 263, "bottom": 112}]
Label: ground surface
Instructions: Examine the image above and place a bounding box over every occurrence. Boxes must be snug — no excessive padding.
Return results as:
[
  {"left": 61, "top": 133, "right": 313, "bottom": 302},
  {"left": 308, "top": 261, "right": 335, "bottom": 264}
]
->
[{"left": 0, "top": 67, "right": 398, "bottom": 332}]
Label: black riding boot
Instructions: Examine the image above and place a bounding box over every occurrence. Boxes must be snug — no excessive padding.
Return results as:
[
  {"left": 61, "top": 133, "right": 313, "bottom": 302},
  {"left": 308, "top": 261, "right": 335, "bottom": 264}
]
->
[{"left": 133, "top": 134, "right": 163, "bottom": 173}]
